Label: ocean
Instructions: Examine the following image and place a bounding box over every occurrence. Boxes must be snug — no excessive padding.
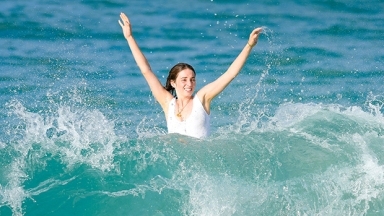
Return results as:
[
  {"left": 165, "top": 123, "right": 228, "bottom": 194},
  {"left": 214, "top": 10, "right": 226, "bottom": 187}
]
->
[{"left": 1, "top": 0, "right": 384, "bottom": 215}]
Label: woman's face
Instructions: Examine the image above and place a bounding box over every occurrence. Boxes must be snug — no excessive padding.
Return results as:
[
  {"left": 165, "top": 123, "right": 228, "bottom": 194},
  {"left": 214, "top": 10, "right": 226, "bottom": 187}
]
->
[{"left": 172, "top": 68, "right": 196, "bottom": 98}]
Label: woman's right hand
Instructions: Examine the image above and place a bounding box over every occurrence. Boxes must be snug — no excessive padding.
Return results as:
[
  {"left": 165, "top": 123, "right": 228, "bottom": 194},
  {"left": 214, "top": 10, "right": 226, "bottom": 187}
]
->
[{"left": 118, "top": 12, "right": 132, "bottom": 39}]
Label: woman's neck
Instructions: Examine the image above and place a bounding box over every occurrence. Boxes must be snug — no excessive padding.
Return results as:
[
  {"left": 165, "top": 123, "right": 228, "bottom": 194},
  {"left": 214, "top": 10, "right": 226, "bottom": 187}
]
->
[{"left": 177, "top": 95, "right": 193, "bottom": 104}]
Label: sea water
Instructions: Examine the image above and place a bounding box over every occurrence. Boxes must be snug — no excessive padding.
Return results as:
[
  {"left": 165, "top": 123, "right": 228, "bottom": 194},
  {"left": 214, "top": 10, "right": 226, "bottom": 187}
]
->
[{"left": 1, "top": 0, "right": 384, "bottom": 215}]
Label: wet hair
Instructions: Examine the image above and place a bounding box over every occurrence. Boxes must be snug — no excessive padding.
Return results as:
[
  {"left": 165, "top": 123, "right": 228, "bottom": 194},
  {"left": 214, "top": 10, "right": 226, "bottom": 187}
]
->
[{"left": 165, "top": 63, "right": 196, "bottom": 97}]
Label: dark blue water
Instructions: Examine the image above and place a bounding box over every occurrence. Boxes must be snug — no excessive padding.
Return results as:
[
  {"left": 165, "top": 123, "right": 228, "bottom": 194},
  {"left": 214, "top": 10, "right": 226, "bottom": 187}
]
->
[{"left": 1, "top": 0, "right": 384, "bottom": 215}]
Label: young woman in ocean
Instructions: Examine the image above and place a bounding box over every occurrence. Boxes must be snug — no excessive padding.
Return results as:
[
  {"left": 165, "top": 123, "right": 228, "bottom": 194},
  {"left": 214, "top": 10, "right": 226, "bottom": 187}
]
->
[{"left": 118, "top": 12, "right": 262, "bottom": 139}]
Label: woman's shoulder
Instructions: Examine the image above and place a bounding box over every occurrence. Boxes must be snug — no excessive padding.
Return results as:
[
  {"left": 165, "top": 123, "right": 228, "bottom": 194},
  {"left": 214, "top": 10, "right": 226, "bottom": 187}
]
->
[{"left": 195, "top": 91, "right": 211, "bottom": 115}]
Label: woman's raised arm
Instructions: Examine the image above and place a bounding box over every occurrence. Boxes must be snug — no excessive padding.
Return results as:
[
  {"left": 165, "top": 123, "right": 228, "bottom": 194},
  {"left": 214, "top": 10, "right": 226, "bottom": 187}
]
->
[
  {"left": 118, "top": 12, "right": 172, "bottom": 109},
  {"left": 197, "top": 27, "right": 263, "bottom": 113}
]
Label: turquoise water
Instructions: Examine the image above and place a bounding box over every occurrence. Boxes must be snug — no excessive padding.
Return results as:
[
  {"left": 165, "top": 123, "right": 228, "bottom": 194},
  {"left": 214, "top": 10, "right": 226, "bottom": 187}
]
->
[{"left": 1, "top": 0, "right": 384, "bottom": 215}]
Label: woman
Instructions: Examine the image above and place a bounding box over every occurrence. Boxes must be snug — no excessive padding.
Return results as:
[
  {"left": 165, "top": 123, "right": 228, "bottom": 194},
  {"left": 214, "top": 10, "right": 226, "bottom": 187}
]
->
[{"left": 118, "top": 12, "right": 262, "bottom": 139}]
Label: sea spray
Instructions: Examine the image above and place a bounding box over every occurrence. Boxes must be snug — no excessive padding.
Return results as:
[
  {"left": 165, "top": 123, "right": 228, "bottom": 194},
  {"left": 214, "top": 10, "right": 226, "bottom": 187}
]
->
[
  {"left": 1, "top": 98, "right": 384, "bottom": 215},
  {"left": 1, "top": 98, "right": 121, "bottom": 215}
]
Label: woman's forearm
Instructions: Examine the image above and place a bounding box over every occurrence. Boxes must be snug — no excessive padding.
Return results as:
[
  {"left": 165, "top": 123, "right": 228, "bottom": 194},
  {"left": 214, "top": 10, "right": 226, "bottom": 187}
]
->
[
  {"left": 126, "top": 36, "right": 152, "bottom": 75},
  {"left": 220, "top": 28, "right": 262, "bottom": 82},
  {"left": 224, "top": 43, "right": 253, "bottom": 79}
]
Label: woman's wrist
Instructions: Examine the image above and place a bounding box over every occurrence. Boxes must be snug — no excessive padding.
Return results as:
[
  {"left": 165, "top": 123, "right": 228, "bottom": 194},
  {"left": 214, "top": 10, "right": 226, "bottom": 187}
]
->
[
  {"left": 247, "top": 42, "right": 255, "bottom": 48},
  {"left": 125, "top": 35, "right": 134, "bottom": 41}
]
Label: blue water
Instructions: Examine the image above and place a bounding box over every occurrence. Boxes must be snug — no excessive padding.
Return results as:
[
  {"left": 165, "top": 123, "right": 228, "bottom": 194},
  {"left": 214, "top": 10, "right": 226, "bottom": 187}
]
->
[{"left": 1, "top": 0, "right": 384, "bottom": 215}]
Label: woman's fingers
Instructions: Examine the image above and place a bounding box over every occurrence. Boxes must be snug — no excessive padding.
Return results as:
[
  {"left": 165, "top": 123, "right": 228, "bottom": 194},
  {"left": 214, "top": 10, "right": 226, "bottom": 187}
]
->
[
  {"left": 118, "top": 12, "right": 131, "bottom": 28},
  {"left": 120, "top": 12, "right": 130, "bottom": 24},
  {"left": 251, "top": 28, "right": 262, "bottom": 35},
  {"left": 253, "top": 27, "right": 263, "bottom": 34}
]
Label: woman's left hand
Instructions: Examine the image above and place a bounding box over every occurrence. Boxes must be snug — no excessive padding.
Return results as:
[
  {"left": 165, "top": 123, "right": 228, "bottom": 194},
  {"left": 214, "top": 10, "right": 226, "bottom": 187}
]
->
[{"left": 248, "top": 27, "right": 263, "bottom": 47}]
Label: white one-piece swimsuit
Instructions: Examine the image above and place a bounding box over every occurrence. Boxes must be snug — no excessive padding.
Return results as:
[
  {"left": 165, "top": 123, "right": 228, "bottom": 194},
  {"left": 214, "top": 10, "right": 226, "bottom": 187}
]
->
[{"left": 167, "top": 96, "right": 210, "bottom": 139}]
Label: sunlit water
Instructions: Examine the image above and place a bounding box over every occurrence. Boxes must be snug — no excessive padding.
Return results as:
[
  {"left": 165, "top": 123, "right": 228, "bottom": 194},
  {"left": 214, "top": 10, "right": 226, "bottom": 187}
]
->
[{"left": 1, "top": 0, "right": 384, "bottom": 215}]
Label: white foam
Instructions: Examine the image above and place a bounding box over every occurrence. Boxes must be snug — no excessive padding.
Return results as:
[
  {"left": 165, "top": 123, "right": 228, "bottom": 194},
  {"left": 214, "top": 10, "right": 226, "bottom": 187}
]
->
[{"left": 2, "top": 99, "right": 123, "bottom": 215}]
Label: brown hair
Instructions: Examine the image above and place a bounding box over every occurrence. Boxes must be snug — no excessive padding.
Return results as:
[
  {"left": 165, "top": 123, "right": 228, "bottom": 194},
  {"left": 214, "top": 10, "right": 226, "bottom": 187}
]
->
[{"left": 165, "top": 63, "right": 196, "bottom": 97}]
